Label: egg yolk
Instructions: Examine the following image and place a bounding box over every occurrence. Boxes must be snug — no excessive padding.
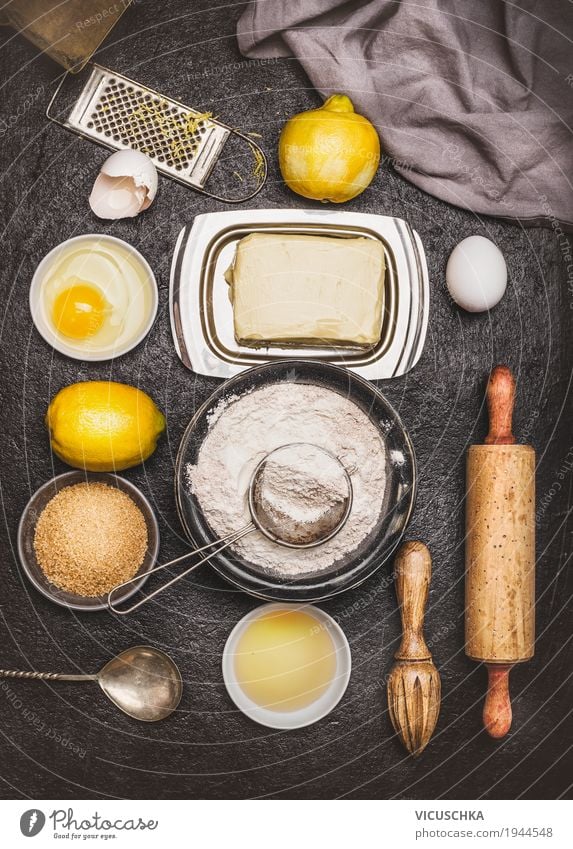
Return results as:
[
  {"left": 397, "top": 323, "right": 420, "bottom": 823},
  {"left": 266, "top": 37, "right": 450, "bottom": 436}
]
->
[{"left": 52, "top": 283, "right": 107, "bottom": 340}]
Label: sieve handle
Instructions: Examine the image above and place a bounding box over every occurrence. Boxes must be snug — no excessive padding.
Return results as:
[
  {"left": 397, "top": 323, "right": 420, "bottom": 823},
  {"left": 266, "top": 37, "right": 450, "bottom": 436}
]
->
[{"left": 107, "top": 524, "right": 254, "bottom": 615}]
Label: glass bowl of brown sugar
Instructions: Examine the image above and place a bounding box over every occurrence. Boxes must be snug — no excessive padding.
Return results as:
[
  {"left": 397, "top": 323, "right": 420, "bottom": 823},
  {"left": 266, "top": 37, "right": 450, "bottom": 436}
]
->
[{"left": 18, "top": 471, "right": 159, "bottom": 612}]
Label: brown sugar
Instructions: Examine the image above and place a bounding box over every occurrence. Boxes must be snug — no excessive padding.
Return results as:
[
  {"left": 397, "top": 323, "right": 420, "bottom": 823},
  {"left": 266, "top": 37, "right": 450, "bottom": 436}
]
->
[{"left": 33, "top": 482, "right": 148, "bottom": 597}]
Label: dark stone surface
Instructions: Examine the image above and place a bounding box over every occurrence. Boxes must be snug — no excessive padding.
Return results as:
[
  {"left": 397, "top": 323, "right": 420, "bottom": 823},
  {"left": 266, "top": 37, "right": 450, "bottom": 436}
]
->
[{"left": 0, "top": 0, "right": 571, "bottom": 800}]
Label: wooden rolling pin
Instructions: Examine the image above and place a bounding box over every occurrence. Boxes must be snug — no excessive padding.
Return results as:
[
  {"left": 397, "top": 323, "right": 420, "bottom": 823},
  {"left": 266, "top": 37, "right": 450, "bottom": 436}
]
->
[{"left": 465, "top": 365, "right": 535, "bottom": 738}]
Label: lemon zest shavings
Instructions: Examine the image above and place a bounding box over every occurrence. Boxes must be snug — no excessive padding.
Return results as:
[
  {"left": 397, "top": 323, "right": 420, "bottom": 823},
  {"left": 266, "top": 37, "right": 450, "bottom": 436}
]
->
[
  {"left": 124, "top": 99, "right": 214, "bottom": 163},
  {"left": 249, "top": 142, "right": 266, "bottom": 183}
]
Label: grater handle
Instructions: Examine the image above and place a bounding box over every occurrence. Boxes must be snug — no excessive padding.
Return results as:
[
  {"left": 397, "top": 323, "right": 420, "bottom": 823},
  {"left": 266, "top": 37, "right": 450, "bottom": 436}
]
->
[
  {"left": 46, "top": 72, "right": 69, "bottom": 124},
  {"left": 200, "top": 132, "right": 268, "bottom": 204}
]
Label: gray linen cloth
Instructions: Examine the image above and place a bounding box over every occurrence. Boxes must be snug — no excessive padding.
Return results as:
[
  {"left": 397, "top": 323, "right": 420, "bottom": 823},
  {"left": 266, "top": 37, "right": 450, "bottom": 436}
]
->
[{"left": 237, "top": 0, "right": 573, "bottom": 228}]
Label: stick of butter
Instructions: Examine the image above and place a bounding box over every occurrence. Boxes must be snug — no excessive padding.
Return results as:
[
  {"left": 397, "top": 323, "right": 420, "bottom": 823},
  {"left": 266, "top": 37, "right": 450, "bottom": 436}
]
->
[{"left": 224, "top": 233, "right": 385, "bottom": 347}]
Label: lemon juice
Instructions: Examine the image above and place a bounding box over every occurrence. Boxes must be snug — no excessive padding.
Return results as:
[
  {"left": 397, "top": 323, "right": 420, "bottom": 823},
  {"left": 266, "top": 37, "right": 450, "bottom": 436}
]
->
[{"left": 234, "top": 608, "right": 337, "bottom": 712}]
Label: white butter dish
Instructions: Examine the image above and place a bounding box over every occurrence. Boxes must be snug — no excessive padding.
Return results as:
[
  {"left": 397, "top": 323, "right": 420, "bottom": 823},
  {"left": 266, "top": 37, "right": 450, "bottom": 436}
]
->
[{"left": 169, "top": 209, "right": 429, "bottom": 380}]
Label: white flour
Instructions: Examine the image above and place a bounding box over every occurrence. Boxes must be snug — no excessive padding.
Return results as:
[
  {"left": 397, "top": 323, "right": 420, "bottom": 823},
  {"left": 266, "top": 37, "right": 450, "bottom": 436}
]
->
[
  {"left": 185, "top": 382, "right": 386, "bottom": 575},
  {"left": 253, "top": 443, "right": 351, "bottom": 545}
]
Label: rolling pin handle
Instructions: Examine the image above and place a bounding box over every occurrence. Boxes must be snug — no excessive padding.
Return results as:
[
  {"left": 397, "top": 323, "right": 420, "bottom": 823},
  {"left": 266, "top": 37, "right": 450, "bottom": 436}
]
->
[
  {"left": 483, "top": 664, "right": 513, "bottom": 738},
  {"left": 485, "top": 365, "right": 516, "bottom": 445},
  {"left": 394, "top": 541, "right": 432, "bottom": 661}
]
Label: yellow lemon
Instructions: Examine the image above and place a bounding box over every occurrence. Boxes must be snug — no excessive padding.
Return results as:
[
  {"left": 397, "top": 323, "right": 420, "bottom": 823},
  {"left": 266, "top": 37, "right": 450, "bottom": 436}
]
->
[
  {"left": 46, "top": 381, "right": 166, "bottom": 471},
  {"left": 278, "top": 94, "right": 380, "bottom": 203}
]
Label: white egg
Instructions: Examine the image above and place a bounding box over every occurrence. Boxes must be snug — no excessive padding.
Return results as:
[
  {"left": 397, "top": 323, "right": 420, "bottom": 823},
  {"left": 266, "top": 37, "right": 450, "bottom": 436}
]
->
[
  {"left": 89, "top": 149, "right": 158, "bottom": 219},
  {"left": 446, "top": 236, "right": 507, "bottom": 312}
]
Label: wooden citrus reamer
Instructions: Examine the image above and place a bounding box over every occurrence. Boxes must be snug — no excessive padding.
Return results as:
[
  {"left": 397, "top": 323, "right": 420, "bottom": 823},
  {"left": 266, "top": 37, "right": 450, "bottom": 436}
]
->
[
  {"left": 465, "top": 365, "right": 536, "bottom": 738},
  {"left": 387, "top": 541, "right": 441, "bottom": 757}
]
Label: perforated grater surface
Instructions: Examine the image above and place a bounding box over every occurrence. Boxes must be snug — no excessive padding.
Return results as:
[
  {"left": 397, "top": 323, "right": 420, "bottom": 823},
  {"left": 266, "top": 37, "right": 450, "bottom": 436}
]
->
[{"left": 47, "top": 63, "right": 267, "bottom": 203}]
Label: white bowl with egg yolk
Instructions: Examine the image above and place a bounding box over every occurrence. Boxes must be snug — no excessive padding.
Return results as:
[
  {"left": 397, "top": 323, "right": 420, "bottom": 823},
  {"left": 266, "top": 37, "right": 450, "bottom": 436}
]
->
[{"left": 30, "top": 233, "right": 158, "bottom": 361}]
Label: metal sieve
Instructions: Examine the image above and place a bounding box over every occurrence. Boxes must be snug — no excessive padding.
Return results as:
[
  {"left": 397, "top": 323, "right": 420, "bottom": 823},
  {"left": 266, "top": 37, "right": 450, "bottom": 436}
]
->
[{"left": 107, "top": 443, "right": 353, "bottom": 615}]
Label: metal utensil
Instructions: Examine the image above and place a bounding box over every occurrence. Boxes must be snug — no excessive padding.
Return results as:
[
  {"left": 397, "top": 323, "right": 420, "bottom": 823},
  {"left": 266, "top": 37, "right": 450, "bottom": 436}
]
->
[
  {"left": 109, "top": 442, "right": 353, "bottom": 615},
  {"left": 0, "top": 646, "right": 182, "bottom": 722},
  {"left": 47, "top": 63, "right": 268, "bottom": 203},
  {"left": 249, "top": 443, "right": 352, "bottom": 547},
  {"left": 387, "top": 541, "right": 441, "bottom": 757}
]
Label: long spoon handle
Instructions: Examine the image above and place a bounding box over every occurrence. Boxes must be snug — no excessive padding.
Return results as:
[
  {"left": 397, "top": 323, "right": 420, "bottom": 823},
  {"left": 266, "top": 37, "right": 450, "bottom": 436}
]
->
[{"left": 0, "top": 670, "right": 97, "bottom": 682}]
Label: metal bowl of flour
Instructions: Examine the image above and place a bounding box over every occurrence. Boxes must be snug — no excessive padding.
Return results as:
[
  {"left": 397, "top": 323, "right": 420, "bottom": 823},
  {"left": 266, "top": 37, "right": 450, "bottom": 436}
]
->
[{"left": 174, "top": 360, "right": 416, "bottom": 602}]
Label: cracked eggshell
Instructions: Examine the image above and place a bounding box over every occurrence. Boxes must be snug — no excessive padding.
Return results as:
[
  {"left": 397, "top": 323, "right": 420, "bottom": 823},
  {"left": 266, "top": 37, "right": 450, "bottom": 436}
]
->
[{"left": 89, "top": 150, "right": 158, "bottom": 219}]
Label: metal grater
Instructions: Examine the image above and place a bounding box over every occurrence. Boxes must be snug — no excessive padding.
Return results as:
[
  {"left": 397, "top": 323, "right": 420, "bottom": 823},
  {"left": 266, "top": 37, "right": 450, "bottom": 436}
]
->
[{"left": 47, "top": 63, "right": 267, "bottom": 202}]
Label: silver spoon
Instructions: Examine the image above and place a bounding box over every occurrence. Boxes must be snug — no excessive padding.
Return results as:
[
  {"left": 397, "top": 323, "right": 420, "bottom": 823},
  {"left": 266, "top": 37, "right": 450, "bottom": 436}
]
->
[
  {"left": 108, "top": 442, "right": 353, "bottom": 615},
  {"left": 0, "top": 646, "right": 182, "bottom": 722}
]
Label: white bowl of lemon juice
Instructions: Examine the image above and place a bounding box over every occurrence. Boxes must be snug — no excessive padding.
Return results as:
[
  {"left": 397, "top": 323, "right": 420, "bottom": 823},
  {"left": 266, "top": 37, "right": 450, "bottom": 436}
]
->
[
  {"left": 222, "top": 603, "right": 352, "bottom": 730},
  {"left": 30, "top": 234, "right": 158, "bottom": 361}
]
